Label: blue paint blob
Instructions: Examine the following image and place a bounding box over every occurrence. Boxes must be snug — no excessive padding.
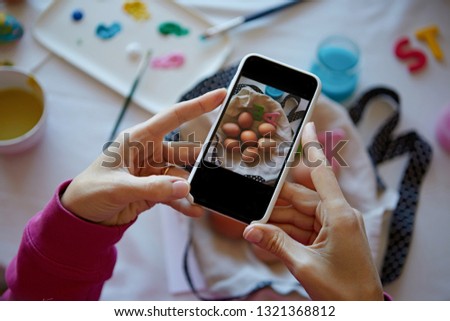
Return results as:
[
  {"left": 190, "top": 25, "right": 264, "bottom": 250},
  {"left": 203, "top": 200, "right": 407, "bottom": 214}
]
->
[
  {"left": 96, "top": 22, "right": 122, "bottom": 40},
  {"left": 311, "top": 46, "right": 359, "bottom": 102},
  {"left": 72, "top": 10, "right": 84, "bottom": 22}
]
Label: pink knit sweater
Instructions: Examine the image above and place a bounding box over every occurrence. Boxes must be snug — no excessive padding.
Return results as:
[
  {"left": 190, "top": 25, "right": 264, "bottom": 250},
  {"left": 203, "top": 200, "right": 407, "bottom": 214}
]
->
[{"left": 1, "top": 181, "right": 131, "bottom": 300}]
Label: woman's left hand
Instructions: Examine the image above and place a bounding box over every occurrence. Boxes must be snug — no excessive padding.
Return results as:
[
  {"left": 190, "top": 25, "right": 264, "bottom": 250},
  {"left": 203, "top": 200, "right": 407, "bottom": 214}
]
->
[{"left": 61, "top": 89, "right": 227, "bottom": 226}]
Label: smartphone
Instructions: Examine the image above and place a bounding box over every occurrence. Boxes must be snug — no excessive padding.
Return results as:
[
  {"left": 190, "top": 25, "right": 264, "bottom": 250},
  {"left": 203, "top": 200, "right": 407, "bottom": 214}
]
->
[{"left": 188, "top": 54, "right": 321, "bottom": 224}]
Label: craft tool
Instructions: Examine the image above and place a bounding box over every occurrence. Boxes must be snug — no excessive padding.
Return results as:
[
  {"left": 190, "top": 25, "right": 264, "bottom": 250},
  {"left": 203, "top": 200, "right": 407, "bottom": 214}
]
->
[
  {"left": 200, "top": 1, "right": 303, "bottom": 40},
  {"left": 106, "top": 50, "right": 152, "bottom": 149}
]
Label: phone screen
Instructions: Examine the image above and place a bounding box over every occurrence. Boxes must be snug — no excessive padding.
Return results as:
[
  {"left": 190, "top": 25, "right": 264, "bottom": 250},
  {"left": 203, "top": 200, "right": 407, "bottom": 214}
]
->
[{"left": 190, "top": 55, "right": 319, "bottom": 223}]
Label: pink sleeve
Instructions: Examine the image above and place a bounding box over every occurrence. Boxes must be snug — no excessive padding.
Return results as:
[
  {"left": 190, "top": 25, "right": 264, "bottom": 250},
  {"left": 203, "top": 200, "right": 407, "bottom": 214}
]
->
[{"left": 1, "top": 181, "right": 131, "bottom": 301}]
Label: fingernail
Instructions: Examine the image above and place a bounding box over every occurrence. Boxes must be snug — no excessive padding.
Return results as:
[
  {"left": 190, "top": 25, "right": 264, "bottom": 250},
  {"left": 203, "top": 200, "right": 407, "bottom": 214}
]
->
[
  {"left": 172, "top": 180, "right": 190, "bottom": 198},
  {"left": 185, "top": 193, "right": 194, "bottom": 204},
  {"left": 307, "top": 121, "right": 316, "bottom": 133},
  {"left": 244, "top": 227, "right": 264, "bottom": 244}
]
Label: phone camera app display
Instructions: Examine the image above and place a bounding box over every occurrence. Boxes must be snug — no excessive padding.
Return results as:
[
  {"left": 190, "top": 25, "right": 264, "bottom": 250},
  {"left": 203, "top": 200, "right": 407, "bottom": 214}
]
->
[{"left": 203, "top": 76, "right": 310, "bottom": 187}]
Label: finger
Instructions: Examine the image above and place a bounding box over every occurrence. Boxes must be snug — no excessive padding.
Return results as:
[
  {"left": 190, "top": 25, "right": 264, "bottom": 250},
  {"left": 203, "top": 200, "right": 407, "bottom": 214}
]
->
[
  {"left": 159, "top": 164, "right": 191, "bottom": 180},
  {"left": 115, "top": 90, "right": 225, "bottom": 172},
  {"left": 301, "top": 122, "right": 328, "bottom": 168},
  {"left": 271, "top": 222, "right": 316, "bottom": 245},
  {"left": 275, "top": 198, "right": 291, "bottom": 207},
  {"left": 278, "top": 182, "right": 319, "bottom": 216},
  {"left": 250, "top": 244, "right": 280, "bottom": 264},
  {"left": 312, "top": 165, "right": 349, "bottom": 211},
  {"left": 289, "top": 157, "right": 315, "bottom": 190},
  {"left": 243, "top": 223, "right": 310, "bottom": 273},
  {"left": 141, "top": 89, "right": 227, "bottom": 139},
  {"left": 269, "top": 206, "right": 315, "bottom": 230},
  {"left": 126, "top": 175, "right": 190, "bottom": 203},
  {"left": 166, "top": 197, "right": 205, "bottom": 218},
  {"left": 302, "top": 122, "right": 348, "bottom": 209},
  {"left": 162, "top": 141, "right": 202, "bottom": 167}
]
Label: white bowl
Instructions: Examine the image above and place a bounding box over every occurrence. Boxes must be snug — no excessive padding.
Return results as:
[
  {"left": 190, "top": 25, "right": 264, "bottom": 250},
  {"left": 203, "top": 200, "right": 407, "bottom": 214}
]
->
[{"left": 0, "top": 67, "right": 46, "bottom": 154}]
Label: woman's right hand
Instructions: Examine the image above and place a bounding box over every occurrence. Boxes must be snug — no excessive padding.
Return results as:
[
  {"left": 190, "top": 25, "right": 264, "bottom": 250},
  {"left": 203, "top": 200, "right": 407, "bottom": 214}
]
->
[{"left": 243, "top": 122, "right": 384, "bottom": 300}]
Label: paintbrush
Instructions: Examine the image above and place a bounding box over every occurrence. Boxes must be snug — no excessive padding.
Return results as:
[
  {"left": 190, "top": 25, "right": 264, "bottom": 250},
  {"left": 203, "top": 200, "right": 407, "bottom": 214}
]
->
[
  {"left": 200, "top": 1, "right": 303, "bottom": 40},
  {"left": 105, "top": 50, "right": 152, "bottom": 149}
]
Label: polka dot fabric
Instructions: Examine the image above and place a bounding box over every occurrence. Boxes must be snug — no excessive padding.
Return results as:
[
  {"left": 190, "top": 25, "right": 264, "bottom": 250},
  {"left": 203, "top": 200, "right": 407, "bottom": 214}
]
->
[{"left": 348, "top": 87, "right": 433, "bottom": 284}]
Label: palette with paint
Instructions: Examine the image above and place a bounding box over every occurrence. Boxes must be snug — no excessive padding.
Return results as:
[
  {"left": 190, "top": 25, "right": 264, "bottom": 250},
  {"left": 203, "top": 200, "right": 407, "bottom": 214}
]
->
[{"left": 34, "top": 0, "right": 232, "bottom": 114}]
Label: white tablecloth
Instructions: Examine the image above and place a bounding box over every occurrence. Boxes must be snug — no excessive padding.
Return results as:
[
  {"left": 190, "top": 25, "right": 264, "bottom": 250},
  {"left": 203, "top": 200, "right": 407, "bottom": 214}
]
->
[{"left": 1, "top": 0, "right": 449, "bottom": 300}]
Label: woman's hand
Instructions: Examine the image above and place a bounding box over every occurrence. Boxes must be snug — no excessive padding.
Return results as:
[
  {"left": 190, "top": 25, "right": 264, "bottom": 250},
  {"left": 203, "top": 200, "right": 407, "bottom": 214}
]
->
[
  {"left": 61, "top": 89, "right": 227, "bottom": 226},
  {"left": 243, "top": 122, "right": 384, "bottom": 300}
]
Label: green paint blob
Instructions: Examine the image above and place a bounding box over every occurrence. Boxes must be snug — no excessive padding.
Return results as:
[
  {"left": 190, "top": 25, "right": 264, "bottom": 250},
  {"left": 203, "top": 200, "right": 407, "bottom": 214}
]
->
[{"left": 158, "top": 22, "right": 189, "bottom": 37}]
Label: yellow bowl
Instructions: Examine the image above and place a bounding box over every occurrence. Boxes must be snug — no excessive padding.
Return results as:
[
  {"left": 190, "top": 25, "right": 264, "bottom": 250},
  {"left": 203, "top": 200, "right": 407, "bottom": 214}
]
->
[{"left": 0, "top": 67, "right": 46, "bottom": 154}]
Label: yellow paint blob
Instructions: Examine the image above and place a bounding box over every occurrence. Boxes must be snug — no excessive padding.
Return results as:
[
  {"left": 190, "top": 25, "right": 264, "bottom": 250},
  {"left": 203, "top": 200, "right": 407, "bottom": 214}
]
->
[
  {"left": 123, "top": 1, "right": 150, "bottom": 21},
  {"left": 0, "top": 88, "right": 43, "bottom": 140}
]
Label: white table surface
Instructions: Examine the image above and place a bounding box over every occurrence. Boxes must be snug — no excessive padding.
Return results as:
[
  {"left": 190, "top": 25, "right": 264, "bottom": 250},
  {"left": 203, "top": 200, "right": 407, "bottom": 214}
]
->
[{"left": 1, "top": 0, "right": 450, "bottom": 300}]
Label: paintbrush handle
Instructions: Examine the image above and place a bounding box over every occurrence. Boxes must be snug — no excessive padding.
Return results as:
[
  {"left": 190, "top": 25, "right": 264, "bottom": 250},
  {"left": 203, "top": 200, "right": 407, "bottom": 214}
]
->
[
  {"left": 201, "top": 1, "right": 302, "bottom": 39},
  {"left": 105, "top": 51, "right": 152, "bottom": 149},
  {"left": 244, "top": 1, "right": 301, "bottom": 22}
]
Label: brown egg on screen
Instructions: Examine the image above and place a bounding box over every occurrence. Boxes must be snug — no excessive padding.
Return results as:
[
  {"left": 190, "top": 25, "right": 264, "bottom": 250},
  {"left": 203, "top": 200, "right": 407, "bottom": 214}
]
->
[
  {"left": 237, "top": 112, "right": 253, "bottom": 129},
  {"left": 224, "top": 138, "right": 241, "bottom": 152},
  {"left": 240, "top": 130, "right": 258, "bottom": 147},
  {"left": 258, "top": 122, "right": 277, "bottom": 137},
  {"left": 222, "top": 122, "right": 241, "bottom": 138}
]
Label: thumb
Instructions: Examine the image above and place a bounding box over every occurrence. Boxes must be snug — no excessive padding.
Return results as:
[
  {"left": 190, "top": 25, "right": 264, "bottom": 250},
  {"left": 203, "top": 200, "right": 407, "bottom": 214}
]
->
[
  {"left": 243, "top": 223, "right": 309, "bottom": 271},
  {"left": 127, "top": 175, "right": 190, "bottom": 203}
]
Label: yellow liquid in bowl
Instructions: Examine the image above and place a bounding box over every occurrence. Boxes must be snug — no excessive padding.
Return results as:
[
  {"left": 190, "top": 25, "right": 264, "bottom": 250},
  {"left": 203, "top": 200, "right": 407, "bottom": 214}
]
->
[{"left": 0, "top": 88, "right": 44, "bottom": 141}]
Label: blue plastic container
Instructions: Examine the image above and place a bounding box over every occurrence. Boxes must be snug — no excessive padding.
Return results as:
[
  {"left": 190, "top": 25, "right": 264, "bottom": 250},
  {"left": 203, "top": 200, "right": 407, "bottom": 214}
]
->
[{"left": 311, "top": 36, "right": 360, "bottom": 102}]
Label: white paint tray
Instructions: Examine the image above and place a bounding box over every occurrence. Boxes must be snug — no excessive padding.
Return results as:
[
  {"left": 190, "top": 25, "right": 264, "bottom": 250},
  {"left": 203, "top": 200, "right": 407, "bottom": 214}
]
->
[{"left": 34, "top": 0, "right": 232, "bottom": 114}]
